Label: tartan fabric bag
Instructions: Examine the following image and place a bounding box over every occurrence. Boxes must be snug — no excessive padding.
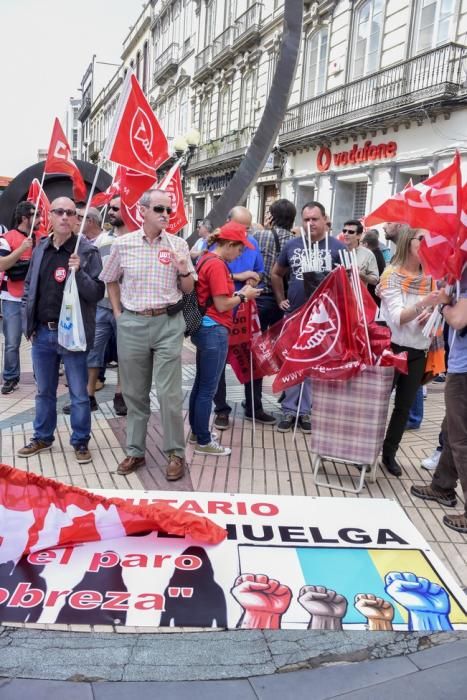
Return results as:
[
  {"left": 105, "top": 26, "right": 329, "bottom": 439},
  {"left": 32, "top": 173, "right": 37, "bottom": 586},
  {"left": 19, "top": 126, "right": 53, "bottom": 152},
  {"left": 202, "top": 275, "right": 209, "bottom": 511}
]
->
[{"left": 311, "top": 366, "right": 394, "bottom": 465}]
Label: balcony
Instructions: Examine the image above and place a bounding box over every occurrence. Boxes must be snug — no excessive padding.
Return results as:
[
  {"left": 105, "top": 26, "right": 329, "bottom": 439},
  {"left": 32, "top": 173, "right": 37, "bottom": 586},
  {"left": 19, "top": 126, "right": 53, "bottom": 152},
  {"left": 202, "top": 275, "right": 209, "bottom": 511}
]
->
[
  {"left": 280, "top": 43, "right": 466, "bottom": 147},
  {"left": 211, "top": 26, "right": 234, "bottom": 69},
  {"left": 233, "top": 3, "right": 262, "bottom": 52},
  {"left": 188, "top": 126, "right": 255, "bottom": 171},
  {"left": 153, "top": 43, "right": 180, "bottom": 85},
  {"left": 194, "top": 45, "right": 213, "bottom": 81},
  {"left": 88, "top": 139, "right": 103, "bottom": 160},
  {"left": 78, "top": 96, "right": 91, "bottom": 123}
]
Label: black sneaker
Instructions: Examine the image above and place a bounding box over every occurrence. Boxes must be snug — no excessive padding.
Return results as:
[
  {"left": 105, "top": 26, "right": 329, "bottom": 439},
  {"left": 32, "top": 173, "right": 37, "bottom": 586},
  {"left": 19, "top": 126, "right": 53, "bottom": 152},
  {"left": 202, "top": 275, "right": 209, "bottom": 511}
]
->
[
  {"left": 63, "top": 396, "right": 98, "bottom": 415},
  {"left": 277, "top": 415, "right": 295, "bottom": 432},
  {"left": 214, "top": 413, "right": 230, "bottom": 430},
  {"left": 298, "top": 414, "right": 312, "bottom": 434},
  {"left": 1, "top": 378, "right": 19, "bottom": 395},
  {"left": 244, "top": 410, "right": 276, "bottom": 425},
  {"left": 113, "top": 392, "right": 127, "bottom": 416}
]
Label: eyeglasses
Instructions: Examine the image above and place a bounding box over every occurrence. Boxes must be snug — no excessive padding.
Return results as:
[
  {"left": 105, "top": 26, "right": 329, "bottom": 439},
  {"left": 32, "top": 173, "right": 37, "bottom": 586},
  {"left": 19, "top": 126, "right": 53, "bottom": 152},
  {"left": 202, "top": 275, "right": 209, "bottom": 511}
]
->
[
  {"left": 412, "top": 235, "right": 425, "bottom": 242},
  {"left": 50, "top": 208, "right": 76, "bottom": 217},
  {"left": 109, "top": 206, "right": 120, "bottom": 212},
  {"left": 342, "top": 228, "right": 359, "bottom": 234},
  {"left": 152, "top": 205, "right": 173, "bottom": 215}
]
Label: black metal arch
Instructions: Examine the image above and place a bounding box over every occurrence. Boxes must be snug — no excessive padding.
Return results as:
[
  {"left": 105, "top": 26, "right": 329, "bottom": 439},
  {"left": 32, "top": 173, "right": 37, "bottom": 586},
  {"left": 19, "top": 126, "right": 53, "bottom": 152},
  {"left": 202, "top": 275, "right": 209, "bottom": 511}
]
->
[{"left": 207, "top": 0, "right": 303, "bottom": 227}]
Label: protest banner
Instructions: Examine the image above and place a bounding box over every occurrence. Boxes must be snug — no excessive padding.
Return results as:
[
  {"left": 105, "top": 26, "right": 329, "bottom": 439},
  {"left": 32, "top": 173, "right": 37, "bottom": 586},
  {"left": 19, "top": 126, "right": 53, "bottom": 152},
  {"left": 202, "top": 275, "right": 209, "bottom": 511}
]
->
[{"left": 1, "top": 489, "right": 466, "bottom": 631}]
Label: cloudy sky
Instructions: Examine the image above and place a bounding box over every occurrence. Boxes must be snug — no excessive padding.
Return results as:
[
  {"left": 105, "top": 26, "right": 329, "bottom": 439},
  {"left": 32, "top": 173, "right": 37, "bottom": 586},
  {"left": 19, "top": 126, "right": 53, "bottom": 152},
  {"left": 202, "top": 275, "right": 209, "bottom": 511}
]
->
[{"left": 0, "top": 0, "right": 138, "bottom": 176}]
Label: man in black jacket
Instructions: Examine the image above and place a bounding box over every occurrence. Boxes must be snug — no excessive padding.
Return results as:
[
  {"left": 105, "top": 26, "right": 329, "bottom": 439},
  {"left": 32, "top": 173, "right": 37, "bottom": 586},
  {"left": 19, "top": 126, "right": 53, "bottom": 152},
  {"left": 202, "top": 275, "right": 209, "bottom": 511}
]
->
[{"left": 18, "top": 197, "right": 105, "bottom": 464}]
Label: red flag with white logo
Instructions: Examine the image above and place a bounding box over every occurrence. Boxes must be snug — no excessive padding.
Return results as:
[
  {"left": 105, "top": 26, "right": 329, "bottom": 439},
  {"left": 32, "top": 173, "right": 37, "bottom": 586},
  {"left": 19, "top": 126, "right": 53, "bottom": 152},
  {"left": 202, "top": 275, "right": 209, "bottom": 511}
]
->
[
  {"left": 90, "top": 165, "right": 125, "bottom": 207},
  {"left": 119, "top": 166, "right": 158, "bottom": 231},
  {"left": 163, "top": 168, "right": 188, "bottom": 235},
  {"left": 227, "top": 302, "right": 263, "bottom": 384},
  {"left": 27, "top": 178, "right": 50, "bottom": 237},
  {"left": 0, "top": 464, "right": 226, "bottom": 565},
  {"left": 44, "top": 118, "right": 87, "bottom": 202},
  {"left": 364, "top": 153, "right": 461, "bottom": 239},
  {"left": 102, "top": 73, "right": 169, "bottom": 178},
  {"left": 445, "top": 183, "right": 467, "bottom": 280}
]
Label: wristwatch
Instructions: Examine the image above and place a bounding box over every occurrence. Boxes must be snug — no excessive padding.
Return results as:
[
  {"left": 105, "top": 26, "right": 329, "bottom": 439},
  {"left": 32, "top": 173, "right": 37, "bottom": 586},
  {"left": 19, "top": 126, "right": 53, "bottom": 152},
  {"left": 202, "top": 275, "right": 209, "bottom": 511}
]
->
[
  {"left": 234, "top": 292, "right": 247, "bottom": 304},
  {"left": 439, "top": 303, "right": 450, "bottom": 314}
]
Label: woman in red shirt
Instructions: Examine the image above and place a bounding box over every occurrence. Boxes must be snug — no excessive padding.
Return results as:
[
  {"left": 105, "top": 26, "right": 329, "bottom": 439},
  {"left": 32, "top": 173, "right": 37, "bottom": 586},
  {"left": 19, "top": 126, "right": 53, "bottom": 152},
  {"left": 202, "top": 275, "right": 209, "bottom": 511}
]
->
[{"left": 189, "top": 222, "right": 261, "bottom": 456}]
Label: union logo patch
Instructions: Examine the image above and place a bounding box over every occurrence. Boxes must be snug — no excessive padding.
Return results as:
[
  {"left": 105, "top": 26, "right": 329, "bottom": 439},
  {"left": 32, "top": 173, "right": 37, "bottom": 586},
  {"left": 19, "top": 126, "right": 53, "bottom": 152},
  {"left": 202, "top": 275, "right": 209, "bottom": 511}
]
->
[{"left": 54, "top": 267, "right": 67, "bottom": 283}]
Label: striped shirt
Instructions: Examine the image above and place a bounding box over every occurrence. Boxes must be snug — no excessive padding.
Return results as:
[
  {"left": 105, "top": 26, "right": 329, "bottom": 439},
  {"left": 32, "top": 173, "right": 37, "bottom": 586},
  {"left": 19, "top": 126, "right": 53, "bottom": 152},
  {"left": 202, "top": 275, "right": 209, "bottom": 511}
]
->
[
  {"left": 100, "top": 229, "right": 194, "bottom": 311},
  {"left": 251, "top": 226, "right": 293, "bottom": 294}
]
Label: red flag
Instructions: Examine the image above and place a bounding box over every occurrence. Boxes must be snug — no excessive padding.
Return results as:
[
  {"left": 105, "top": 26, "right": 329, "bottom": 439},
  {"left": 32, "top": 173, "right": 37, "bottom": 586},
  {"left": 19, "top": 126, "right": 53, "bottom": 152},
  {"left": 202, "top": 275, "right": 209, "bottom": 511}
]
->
[
  {"left": 364, "top": 153, "right": 461, "bottom": 238},
  {"left": 44, "top": 118, "right": 87, "bottom": 202},
  {"left": 27, "top": 178, "right": 50, "bottom": 237},
  {"left": 102, "top": 73, "right": 169, "bottom": 177},
  {"left": 0, "top": 465, "right": 226, "bottom": 564},
  {"left": 272, "top": 268, "right": 363, "bottom": 391},
  {"left": 445, "top": 183, "right": 467, "bottom": 280},
  {"left": 164, "top": 168, "right": 188, "bottom": 235},
  {"left": 227, "top": 302, "right": 263, "bottom": 384},
  {"left": 119, "top": 166, "right": 158, "bottom": 231},
  {"left": 418, "top": 230, "right": 455, "bottom": 280},
  {"left": 90, "top": 165, "right": 125, "bottom": 207}
]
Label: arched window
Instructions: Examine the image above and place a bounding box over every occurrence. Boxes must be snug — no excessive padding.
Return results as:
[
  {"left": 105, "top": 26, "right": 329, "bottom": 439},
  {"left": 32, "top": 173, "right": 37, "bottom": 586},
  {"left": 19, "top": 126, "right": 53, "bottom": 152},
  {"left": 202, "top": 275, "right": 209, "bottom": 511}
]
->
[
  {"left": 217, "top": 85, "right": 231, "bottom": 136},
  {"left": 240, "top": 71, "right": 255, "bottom": 128},
  {"left": 178, "top": 88, "right": 188, "bottom": 135},
  {"left": 302, "top": 27, "right": 328, "bottom": 100},
  {"left": 415, "top": 0, "right": 454, "bottom": 53},
  {"left": 351, "top": 0, "right": 384, "bottom": 79}
]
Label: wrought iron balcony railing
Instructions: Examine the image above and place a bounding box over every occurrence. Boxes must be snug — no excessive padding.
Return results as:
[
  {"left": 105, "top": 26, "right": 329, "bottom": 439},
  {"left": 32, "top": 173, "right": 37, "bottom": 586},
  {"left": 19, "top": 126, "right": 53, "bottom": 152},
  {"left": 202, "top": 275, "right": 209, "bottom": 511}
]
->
[
  {"left": 189, "top": 126, "right": 255, "bottom": 167},
  {"left": 234, "top": 3, "right": 262, "bottom": 44},
  {"left": 194, "top": 45, "right": 212, "bottom": 76},
  {"left": 153, "top": 43, "right": 180, "bottom": 84},
  {"left": 212, "top": 26, "right": 234, "bottom": 64},
  {"left": 280, "top": 43, "right": 465, "bottom": 142}
]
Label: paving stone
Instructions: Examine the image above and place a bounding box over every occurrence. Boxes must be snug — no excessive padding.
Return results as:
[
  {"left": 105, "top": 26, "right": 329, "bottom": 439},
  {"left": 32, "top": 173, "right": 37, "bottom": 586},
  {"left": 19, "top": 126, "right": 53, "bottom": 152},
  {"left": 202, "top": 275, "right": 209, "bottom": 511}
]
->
[
  {"left": 408, "top": 638, "right": 467, "bottom": 669},
  {"left": 250, "top": 656, "right": 417, "bottom": 700},
  {"left": 93, "top": 679, "right": 257, "bottom": 699},
  {"left": 0, "top": 679, "right": 93, "bottom": 700}
]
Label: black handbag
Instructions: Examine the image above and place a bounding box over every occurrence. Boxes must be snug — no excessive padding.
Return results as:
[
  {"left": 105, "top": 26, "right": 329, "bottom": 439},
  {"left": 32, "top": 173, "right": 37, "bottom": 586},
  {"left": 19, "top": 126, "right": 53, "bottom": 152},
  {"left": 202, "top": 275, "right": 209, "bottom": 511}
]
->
[
  {"left": 182, "top": 255, "right": 216, "bottom": 337},
  {"left": 7, "top": 260, "right": 30, "bottom": 281}
]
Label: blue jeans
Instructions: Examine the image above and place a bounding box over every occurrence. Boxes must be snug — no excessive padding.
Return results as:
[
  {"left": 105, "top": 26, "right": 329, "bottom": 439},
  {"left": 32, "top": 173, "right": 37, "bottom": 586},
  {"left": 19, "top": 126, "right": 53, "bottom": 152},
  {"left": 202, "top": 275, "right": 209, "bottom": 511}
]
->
[
  {"left": 87, "top": 306, "right": 116, "bottom": 368},
  {"left": 2, "top": 300, "right": 23, "bottom": 381},
  {"left": 31, "top": 325, "right": 91, "bottom": 447},
  {"left": 408, "top": 385, "right": 424, "bottom": 428},
  {"left": 189, "top": 324, "right": 229, "bottom": 445},
  {"left": 282, "top": 378, "right": 312, "bottom": 417}
]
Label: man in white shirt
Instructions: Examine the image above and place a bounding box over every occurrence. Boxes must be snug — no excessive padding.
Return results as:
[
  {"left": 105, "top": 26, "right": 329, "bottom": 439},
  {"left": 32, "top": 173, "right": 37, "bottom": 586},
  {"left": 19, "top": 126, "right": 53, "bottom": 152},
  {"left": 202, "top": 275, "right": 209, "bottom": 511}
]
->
[{"left": 342, "top": 220, "right": 379, "bottom": 286}]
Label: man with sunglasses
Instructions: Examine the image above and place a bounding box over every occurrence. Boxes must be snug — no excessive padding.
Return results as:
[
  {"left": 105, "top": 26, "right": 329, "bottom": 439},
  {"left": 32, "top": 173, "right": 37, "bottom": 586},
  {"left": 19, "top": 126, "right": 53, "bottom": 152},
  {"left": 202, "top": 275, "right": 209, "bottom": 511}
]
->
[
  {"left": 0, "top": 201, "right": 40, "bottom": 394},
  {"left": 101, "top": 188, "right": 195, "bottom": 481},
  {"left": 18, "top": 197, "right": 105, "bottom": 464},
  {"left": 342, "top": 220, "right": 379, "bottom": 287}
]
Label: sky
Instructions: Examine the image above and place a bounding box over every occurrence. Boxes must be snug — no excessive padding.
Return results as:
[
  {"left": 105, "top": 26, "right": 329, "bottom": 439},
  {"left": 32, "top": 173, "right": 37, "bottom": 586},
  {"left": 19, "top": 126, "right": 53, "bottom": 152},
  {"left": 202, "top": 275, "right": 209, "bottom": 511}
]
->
[{"left": 0, "top": 0, "right": 139, "bottom": 176}]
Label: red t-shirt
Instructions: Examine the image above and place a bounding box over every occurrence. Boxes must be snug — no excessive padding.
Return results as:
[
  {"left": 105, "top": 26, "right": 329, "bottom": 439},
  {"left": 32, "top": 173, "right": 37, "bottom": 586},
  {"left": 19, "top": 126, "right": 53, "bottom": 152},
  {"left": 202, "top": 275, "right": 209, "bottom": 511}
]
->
[{"left": 196, "top": 254, "right": 235, "bottom": 329}]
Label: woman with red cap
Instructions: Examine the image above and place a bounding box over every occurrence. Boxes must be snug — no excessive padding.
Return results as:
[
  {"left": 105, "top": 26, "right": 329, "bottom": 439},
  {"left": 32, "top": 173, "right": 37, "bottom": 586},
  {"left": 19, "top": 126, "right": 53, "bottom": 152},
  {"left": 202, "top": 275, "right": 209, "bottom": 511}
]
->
[{"left": 189, "top": 222, "right": 261, "bottom": 456}]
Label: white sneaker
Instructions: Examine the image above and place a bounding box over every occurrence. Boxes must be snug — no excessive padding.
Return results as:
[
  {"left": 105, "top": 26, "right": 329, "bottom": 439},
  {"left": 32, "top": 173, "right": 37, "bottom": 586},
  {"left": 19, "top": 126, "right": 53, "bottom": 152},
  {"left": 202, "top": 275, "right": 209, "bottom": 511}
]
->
[
  {"left": 194, "top": 439, "right": 231, "bottom": 457},
  {"left": 421, "top": 449, "right": 441, "bottom": 470},
  {"left": 422, "top": 386, "right": 427, "bottom": 399}
]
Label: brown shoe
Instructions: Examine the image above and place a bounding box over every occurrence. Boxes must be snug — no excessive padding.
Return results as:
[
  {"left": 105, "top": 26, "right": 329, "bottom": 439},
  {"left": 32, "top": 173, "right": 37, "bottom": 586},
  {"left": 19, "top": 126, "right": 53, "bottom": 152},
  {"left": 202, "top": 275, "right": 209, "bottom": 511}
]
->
[
  {"left": 75, "top": 445, "right": 92, "bottom": 464},
  {"left": 166, "top": 453, "right": 185, "bottom": 481},
  {"left": 17, "top": 439, "right": 52, "bottom": 458},
  {"left": 117, "top": 455, "right": 145, "bottom": 475}
]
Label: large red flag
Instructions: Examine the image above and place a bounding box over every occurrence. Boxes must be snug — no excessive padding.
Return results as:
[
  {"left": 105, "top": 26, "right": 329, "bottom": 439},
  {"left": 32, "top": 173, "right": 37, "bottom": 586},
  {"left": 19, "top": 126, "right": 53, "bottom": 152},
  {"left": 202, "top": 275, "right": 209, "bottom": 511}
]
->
[
  {"left": 44, "top": 118, "right": 87, "bottom": 202},
  {"left": 227, "top": 302, "right": 263, "bottom": 384},
  {"left": 102, "top": 73, "right": 169, "bottom": 177},
  {"left": 27, "top": 178, "right": 50, "bottom": 237},
  {"left": 120, "top": 166, "right": 158, "bottom": 231},
  {"left": 164, "top": 168, "right": 188, "bottom": 235},
  {"left": 0, "top": 465, "right": 226, "bottom": 564},
  {"left": 364, "top": 153, "right": 461, "bottom": 238},
  {"left": 90, "top": 165, "right": 125, "bottom": 207},
  {"left": 445, "top": 183, "right": 467, "bottom": 280}
]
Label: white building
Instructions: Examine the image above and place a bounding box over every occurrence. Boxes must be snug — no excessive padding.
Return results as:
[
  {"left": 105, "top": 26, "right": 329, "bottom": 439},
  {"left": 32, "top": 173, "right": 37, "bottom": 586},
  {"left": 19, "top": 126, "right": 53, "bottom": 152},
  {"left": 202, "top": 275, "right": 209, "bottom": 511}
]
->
[
  {"left": 64, "top": 97, "right": 82, "bottom": 161},
  {"left": 75, "top": 0, "right": 467, "bottom": 234}
]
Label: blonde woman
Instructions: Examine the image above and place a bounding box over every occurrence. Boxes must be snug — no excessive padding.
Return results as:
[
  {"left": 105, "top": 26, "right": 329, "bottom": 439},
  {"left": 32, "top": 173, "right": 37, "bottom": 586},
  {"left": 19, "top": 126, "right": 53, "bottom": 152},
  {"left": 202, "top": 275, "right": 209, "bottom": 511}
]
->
[{"left": 379, "top": 228, "right": 443, "bottom": 477}]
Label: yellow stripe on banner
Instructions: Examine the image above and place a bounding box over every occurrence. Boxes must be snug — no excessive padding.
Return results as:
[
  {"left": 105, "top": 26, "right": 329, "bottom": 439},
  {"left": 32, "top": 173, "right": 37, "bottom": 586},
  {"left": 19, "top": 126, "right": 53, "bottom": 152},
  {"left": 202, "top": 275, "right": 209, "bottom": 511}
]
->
[{"left": 369, "top": 549, "right": 467, "bottom": 625}]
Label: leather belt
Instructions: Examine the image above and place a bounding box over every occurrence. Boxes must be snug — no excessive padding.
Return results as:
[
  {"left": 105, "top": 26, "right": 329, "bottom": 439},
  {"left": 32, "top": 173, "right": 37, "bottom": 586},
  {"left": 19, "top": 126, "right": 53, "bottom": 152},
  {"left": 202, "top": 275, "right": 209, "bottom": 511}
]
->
[
  {"left": 127, "top": 307, "right": 168, "bottom": 317},
  {"left": 42, "top": 321, "right": 59, "bottom": 330}
]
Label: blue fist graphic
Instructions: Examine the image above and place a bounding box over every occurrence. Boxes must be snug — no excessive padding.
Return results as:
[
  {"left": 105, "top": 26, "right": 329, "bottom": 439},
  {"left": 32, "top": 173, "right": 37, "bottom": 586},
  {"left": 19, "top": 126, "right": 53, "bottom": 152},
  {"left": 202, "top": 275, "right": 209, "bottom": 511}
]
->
[{"left": 385, "top": 571, "right": 453, "bottom": 631}]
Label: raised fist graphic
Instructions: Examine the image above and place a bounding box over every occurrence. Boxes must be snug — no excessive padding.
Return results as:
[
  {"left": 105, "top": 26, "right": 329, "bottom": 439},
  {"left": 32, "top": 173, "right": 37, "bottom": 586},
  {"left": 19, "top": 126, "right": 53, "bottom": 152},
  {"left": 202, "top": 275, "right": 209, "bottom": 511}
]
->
[
  {"left": 231, "top": 573, "right": 292, "bottom": 629},
  {"left": 385, "top": 571, "right": 453, "bottom": 631},
  {"left": 354, "top": 593, "right": 394, "bottom": 631},
  {"left": 298, "top": 585, "right": 348, "bottom": 630}
]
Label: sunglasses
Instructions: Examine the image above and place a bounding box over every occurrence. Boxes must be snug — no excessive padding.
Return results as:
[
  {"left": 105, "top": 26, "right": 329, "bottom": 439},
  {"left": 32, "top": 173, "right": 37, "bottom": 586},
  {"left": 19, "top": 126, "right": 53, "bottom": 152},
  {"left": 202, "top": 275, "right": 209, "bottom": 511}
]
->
[
  {"left": 109, "top": 205, "right": 120, "bottom": 212},
  {"left": 152, "top": 205, "right": 173, "bottom": 215},
  {"left": 412, "top": 235, "right": 425, "bottom": 242},
  {"left": 51, "top": 208, "right": 76, "bottom": 217},
  {"left": 342, "top": 228, "right": 359, "bottom": 234}
]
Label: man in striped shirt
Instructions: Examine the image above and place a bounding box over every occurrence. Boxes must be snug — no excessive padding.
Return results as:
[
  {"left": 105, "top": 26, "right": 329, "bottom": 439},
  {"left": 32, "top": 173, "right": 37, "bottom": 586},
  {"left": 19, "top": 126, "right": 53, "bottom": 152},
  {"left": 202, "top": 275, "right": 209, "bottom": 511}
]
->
[{"left": 100, "top": 189, "right": 195, "bottom": 481}]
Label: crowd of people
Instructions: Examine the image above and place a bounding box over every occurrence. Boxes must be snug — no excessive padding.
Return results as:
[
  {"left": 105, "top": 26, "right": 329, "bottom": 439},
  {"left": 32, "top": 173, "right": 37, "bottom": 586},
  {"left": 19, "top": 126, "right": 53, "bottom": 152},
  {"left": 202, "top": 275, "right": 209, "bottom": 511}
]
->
[{"left": 0, "top": 188, "right": 466, "bottom": 533}]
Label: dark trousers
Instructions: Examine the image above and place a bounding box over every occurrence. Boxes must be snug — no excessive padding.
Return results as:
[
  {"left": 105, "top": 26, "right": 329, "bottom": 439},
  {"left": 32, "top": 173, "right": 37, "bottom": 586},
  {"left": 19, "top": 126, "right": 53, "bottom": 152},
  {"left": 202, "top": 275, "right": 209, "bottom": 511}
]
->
[
  {"left": 383, "top": 344, "right": 427, "bottom": 458},
  {"left": 432, "top": 373, "right": 467, "bottom": 512},
  {"left": 214, "top": 294, "right": 283, "bottom": 415}
]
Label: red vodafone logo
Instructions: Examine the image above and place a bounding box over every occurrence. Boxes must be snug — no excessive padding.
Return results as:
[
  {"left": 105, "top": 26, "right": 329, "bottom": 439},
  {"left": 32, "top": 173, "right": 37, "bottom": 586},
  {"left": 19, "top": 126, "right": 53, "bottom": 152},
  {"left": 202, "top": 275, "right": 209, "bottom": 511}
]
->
[
  {"left": 54, "top": 267, "right": 67, "bottom": 283},
  {"left": 158, "top": 249, "right": 171, "bottom": 265},
  {"left": 317, "top": 146, "right": 332, "bottom": 172}
]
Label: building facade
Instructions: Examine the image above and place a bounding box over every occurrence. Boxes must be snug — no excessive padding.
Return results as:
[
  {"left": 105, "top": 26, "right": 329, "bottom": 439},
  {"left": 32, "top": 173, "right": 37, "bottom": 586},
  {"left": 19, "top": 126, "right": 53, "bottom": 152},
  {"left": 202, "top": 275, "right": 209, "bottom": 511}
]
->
[{"left": 75, "top": 0, "right": 467, "bottom": 235}]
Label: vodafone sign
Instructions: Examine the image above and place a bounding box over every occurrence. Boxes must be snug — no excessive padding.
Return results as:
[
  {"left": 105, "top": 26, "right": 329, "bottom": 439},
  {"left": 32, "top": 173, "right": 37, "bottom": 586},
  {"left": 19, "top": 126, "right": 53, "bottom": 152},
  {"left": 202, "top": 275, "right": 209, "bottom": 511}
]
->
[{"left": 317, "top": 140, "right": 397, "bottom": 172}]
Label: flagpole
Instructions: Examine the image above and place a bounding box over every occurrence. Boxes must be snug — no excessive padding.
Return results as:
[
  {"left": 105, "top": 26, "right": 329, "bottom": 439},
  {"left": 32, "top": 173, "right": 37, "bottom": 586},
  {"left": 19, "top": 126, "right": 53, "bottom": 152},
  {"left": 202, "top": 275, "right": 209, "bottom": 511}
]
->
[
  {"left": 28, "top": 171, "right": 46, "bottom": 238},
  {"left": 249, "top": 348, "right": 256, "bottom": 437},
  {"left": 159, "top": 155, "right": 185, "bottom": 191},
  {"left": 74, "top": 162, "right": 102, "bottom": 254},
  {"left": 292, "top": 382, "right": 304, "bottom": 442}
]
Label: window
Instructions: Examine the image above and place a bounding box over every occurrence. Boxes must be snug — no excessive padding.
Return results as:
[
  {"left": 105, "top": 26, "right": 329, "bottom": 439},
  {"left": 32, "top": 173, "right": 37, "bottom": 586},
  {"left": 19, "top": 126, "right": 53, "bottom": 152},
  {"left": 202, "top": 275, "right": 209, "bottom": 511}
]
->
[
  {"left": 179, "top": 88, "right": 188, "bottom": 135},
  {"left": 217, "top": 85, "right": 231, "bottom": 136},
  {"left": 353, "top": 182, "right": 368, "bottom": 219},
  {"left": 199, "top": 97, "right": 211, "bottom": 143},
  {"left": 415, "top": 0, "right": 454, "bottom": 52},
  {"left": 205, "top": 1, "right": 216, "bottom": 46},
  {"left": 142, "top": 41, "right": 148, "bottom": 93},
  {"left": 136, "top": 51, "right": 141, "bottom": 82},
  {"left": 302, "top": 28, "right": 328, "bottom": 100},
  {"left": 167, "top": 96, "right": 176, "bottom": 139},
  {"left": 240, "top": 71, "right": 255, "bottom": 128},
  {"left": 352, "top": 0, "right": 384, "bottom": 79}
]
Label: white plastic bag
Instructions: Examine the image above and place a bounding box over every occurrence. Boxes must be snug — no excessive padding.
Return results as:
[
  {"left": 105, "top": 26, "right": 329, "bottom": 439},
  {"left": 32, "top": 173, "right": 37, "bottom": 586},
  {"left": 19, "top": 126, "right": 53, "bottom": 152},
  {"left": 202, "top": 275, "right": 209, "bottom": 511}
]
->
[{"left": 58, "top": 269, "right": 87, "bottom": 352}]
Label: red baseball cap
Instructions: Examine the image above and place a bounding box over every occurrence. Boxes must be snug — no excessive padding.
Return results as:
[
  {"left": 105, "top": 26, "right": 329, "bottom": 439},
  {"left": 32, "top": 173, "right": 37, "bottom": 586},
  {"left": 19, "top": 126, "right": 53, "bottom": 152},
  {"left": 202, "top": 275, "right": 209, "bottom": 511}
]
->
[{"left": 217, "top": 221, "right": 254, "bottom": 249}]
